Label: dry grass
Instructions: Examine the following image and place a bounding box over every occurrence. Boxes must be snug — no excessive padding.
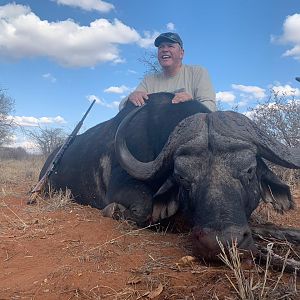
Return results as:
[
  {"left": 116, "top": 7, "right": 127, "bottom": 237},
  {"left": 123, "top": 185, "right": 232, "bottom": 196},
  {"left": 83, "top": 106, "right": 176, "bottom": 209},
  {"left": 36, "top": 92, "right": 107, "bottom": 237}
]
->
[
  {"left": 36, "top": 185, "right": 74, "bottom": 211},
  {"left": 0, "top": 199, "right": 29, "bottom": 232},
  {"left": 0, "top": 158, "right": 44, "bottom": 196},
  {"left": 0, "top": 158, "right": 74, "bottom": 241},
  {"left": 1, "top": 157, "right": 74, "bottom": 211},
  {"left": 218, "top": 239, "right": 298, "bottom": 300},
  {"left": 251, "top": 203, "right": 277, "bottom": 225},
  {"left": 270, "top": 166, "right": 300, "bottom": 192},
  {"left": 0, "top": 190, "right": 74, "bottom": 242}
]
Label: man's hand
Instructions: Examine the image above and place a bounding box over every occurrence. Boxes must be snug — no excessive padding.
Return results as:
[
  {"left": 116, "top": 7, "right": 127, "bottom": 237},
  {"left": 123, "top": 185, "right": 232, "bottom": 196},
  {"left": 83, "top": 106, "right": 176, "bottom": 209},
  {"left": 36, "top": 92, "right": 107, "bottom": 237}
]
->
[
  {"left": 128, "top": 91, "right": 149, "bottom": 106},
  {"left": 172, "top": 92, "right": 193, "bottom": 104}
]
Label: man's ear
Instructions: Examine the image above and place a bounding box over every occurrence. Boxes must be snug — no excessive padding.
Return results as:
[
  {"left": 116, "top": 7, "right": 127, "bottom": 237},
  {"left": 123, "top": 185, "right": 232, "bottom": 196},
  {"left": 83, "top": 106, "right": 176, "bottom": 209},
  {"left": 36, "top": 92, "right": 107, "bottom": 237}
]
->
[
  {"left": 180, "top": 48, "right": 184, "bottom": 59},
  {"left": 259, "top": 161, "right": 294, "bottom": 213}
]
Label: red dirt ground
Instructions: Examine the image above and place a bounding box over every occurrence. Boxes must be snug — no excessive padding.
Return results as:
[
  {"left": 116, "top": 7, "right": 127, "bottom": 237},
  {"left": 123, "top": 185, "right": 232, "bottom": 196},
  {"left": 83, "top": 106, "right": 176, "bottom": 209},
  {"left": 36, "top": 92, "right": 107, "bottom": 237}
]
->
[{"left": 0, "top": 183, "right": 300, "bottom": 299}]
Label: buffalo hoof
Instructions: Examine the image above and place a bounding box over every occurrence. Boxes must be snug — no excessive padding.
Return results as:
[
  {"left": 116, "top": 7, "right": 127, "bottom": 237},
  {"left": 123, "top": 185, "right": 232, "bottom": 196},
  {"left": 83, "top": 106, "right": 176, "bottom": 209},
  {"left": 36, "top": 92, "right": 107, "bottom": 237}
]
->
[{"left": 101, "top": 203, "right": 127, "bottom": 220}]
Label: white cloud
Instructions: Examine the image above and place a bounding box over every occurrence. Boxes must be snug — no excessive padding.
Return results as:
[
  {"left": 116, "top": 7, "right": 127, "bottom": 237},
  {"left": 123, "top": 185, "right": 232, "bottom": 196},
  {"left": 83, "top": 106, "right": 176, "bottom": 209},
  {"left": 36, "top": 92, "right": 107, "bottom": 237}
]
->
[
  {"left": 232, "top": 84, "right": 266, "bottom": 99},
  {"left": 54, "top": 0, "right": 114, "bottom": 13},
  {"left": 0, "top": 3, "right": 156, "bottom": 67},
  {"left": 271, "top": 14, "right": 300, "bottom": 62},
  {"left": 237, "top": 100, "right": 249, "bottom": 108},
  {"left": 218, "top": 82, "right": 300, "bottom": 113},
  {"left": 104, "top": 85, "right": 130, "bottom": 94},
  {"left": 128, "top": 69, "right": 137, "bottom": 74},
  {"left": 216, "top": 91, "right": 236, "bottom": 103},
  {"left": 8, "top": 134, "right": 39, "bottom": 152},
  {"left": 166, "top": 22, "right": 175, "bottom": 31},
  {"left": 8, "top": 115, "right": 66, "bottom": 127},
  {"left": 272, "top": 84, "right": 300, "bottom": 97},
  {"left": 243, "top": 110, "right": 254, "bottom": 119},
  {"left": 138, "top": 30, "right": 160, "bottom": 48},
  {"left": 42, "top": 73, "right": 57, "bottom": 83},
  {"left": 87, "top": 95, "right": 119, "bottom": 109}
]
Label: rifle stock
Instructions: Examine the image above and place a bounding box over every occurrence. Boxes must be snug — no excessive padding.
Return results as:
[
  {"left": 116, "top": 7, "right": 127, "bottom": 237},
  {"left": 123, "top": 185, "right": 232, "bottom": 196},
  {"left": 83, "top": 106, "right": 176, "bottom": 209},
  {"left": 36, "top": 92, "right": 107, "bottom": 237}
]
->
[{"left": 28, "top": 99, "right": 96, "bottom": 203}]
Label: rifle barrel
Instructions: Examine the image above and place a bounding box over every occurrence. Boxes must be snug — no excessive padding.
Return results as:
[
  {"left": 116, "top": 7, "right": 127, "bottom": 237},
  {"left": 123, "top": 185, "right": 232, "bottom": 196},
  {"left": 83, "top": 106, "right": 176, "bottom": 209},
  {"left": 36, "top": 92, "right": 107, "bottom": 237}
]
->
[{"left": 28, "top": 99, "right": 96, "bottom": 203}]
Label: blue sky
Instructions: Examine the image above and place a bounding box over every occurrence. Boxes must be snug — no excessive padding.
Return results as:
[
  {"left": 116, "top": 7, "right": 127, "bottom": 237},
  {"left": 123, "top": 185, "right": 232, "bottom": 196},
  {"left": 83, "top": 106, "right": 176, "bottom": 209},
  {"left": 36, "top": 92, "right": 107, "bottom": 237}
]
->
[{"left": 0, "top": 0, "right": 299, "bottom": 150}]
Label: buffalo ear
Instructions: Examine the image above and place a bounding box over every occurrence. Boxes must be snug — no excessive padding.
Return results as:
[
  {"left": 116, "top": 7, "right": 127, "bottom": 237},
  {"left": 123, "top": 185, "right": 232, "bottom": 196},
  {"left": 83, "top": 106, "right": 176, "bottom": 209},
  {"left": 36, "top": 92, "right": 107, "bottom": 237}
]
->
[{"left": 259, "top": 163, "right": 294, "bottom": 213}]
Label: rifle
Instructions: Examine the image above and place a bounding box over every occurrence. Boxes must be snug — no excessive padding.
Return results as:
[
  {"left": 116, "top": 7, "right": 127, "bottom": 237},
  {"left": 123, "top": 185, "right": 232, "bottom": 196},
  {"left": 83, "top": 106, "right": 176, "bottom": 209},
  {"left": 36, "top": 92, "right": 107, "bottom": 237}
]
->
[{"left": 28, "top": 99, "right": 96, "bottom": 204}]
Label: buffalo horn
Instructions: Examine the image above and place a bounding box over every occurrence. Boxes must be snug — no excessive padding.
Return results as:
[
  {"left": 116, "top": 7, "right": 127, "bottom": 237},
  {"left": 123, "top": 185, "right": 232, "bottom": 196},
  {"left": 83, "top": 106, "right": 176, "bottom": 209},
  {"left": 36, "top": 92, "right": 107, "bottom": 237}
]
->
[
  {"left": 115, "top": 105, "right": 171, "bottom": 180},
  {"left": 115, "top": 108, "right": 207, "bottom": 181}
]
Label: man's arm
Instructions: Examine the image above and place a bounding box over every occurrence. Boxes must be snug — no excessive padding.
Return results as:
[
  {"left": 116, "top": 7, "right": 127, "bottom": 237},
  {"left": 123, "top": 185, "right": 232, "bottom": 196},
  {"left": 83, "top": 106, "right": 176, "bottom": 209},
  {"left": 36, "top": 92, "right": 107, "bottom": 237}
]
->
[
  {"left": 119, "top": 78, "right": 149, "bottom": 110},
  {"left": 127, "top": 91, "right": 149, "bottom": 107},
  {"left": 193, "top": 67, "right": 216, "bottom": 112},
  {"left": 171, "top": 91, "right": 193, "bottom": 104}
]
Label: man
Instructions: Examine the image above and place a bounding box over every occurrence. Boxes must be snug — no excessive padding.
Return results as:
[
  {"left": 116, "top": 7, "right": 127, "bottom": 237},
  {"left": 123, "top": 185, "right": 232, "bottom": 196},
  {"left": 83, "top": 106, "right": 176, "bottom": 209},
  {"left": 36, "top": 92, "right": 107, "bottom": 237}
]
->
[{"left": 120, "top": 32, "right": 216, "bottom": 111}]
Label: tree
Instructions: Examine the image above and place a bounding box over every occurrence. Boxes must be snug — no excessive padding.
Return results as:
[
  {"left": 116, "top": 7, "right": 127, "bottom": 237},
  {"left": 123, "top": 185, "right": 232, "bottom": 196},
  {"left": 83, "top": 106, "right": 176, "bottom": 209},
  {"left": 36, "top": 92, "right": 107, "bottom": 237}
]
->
[
  {"left": 0, "top": 146, "right": 29, "bottom": 160},
  {"left": 249, "top": 89, "right": 300, "bottom": 147},
  {"left": 249, "top": 89, "right": 300, "bottom": 188},
  {"left": 138, "top": 50, "right": 161, "bottom": 76},
  {"left": 0, "top": 89, "right": 15, "bottom": 146},
  {"left": 26, "top": 127, "right": 67, "bottom": 156}
]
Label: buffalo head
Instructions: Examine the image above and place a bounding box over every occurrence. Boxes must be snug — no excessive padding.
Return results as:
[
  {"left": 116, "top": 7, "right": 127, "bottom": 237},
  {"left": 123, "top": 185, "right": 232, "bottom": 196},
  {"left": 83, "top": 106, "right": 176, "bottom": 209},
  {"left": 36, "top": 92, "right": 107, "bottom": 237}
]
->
[{"left": 115, "top": 108, "right": 300, "bottom": 260}]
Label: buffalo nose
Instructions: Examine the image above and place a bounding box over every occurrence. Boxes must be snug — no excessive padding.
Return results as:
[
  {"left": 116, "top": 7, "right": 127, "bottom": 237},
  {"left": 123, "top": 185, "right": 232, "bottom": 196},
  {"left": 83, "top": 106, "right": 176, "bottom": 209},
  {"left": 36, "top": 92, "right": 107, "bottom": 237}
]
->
[{"left": 192, "top": 225, "right": 257, "bottom": 260}]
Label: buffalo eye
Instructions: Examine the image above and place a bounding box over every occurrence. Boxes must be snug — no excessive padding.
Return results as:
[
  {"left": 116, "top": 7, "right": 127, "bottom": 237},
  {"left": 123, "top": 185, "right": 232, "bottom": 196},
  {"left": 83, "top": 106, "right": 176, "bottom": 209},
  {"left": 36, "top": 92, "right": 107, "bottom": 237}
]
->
[
  {"left": 174, "top": 172, "right": 191, "bottom": 190},
  {"left": 246, "top": 166, "right": 255, "bottom": 177},
  {"left": 242, "top": 165, "right": 256, "bottom": 183}
]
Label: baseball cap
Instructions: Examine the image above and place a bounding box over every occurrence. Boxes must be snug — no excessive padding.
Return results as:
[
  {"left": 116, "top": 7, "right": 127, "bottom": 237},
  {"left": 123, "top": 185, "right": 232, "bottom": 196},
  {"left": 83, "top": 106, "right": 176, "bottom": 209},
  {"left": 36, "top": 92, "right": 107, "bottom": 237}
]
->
[{"left": 154, "top": 32, "right": 183, "bottom": 48}]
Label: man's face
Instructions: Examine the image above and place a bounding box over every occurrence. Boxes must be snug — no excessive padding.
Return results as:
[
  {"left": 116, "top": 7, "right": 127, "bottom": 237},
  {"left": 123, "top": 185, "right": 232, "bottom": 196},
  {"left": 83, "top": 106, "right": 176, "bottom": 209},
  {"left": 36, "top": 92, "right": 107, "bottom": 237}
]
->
[{"left": 157, "top": 42, "right": 184, "bottom": 70}]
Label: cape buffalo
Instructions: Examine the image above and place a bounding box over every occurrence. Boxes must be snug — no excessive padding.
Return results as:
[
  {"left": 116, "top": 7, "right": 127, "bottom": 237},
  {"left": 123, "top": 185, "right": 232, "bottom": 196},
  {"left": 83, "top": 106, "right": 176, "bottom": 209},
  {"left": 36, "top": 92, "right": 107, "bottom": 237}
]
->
[{"left": 40, "top": 92, "right": 300, "bottom": 260}]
